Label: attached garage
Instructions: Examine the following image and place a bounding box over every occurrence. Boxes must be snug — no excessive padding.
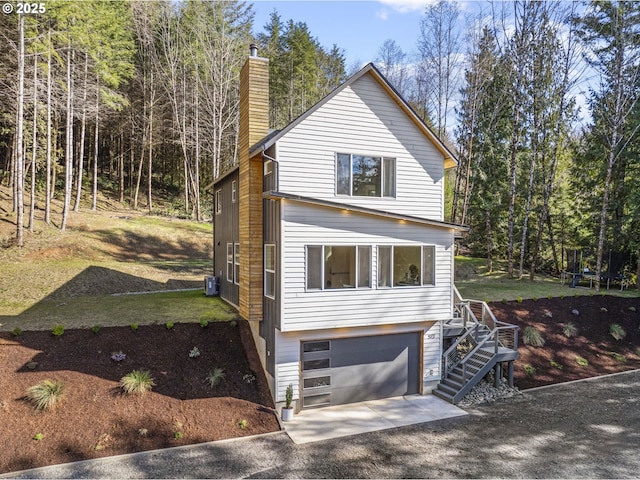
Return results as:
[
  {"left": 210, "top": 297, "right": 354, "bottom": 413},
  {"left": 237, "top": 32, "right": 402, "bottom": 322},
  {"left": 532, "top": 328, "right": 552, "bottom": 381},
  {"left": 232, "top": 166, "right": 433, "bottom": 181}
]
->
[{"left": 300, "top": 332, "right": 421, "bottom": 408}]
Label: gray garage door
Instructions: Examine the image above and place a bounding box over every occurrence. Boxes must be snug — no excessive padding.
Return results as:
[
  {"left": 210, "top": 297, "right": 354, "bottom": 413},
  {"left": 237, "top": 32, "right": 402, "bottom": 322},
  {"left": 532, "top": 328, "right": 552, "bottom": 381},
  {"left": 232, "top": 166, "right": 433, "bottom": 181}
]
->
[{"left": 301, "top": 332, "right": 421, "bottom": 408}]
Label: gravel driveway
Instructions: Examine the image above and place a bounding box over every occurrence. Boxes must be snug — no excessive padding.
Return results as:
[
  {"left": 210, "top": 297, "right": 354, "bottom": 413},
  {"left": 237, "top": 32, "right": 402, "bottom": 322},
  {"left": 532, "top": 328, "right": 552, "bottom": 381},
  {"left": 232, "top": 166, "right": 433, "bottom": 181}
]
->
[{"left": 7, "top": 369, "right": 640, "bottom": 479}]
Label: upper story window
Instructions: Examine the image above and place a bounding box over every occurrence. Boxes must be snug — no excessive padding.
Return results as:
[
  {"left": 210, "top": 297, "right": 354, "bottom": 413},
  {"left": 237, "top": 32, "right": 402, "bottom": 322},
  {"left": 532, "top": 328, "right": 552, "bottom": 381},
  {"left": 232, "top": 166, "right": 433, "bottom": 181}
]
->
[
  {"left": 264, "top": 160, "right": 273, "bottom": 176},
  {"left": 336, "top": 153, "right": 396, "bottom": 198},
  {"left": 231, "top": 180, "right": 237, "bottom": 203},
  {"left": 215, "top": 189, "right": 222, "bottom": 214}
]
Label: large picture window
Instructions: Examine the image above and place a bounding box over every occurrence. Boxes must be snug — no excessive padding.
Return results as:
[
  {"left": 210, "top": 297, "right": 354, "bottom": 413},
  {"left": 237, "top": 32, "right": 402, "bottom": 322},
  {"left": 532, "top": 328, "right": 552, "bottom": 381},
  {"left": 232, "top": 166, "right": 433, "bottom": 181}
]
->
[
  {"left": 306, "top": 245, "right": 371, "bottom": 290},
  {"left": 336, "top": 153, "right": 396, "bottom": 197},
  {"left": 378, "top": 245, "right": 436, "bottom": 287}
]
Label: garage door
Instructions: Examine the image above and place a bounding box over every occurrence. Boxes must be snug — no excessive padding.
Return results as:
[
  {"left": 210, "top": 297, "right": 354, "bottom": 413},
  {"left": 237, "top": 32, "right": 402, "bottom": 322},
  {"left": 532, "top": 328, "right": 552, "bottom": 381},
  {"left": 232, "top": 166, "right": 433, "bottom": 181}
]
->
[{"left": 300, "top": 332, "right": 421, "bottom": 408}]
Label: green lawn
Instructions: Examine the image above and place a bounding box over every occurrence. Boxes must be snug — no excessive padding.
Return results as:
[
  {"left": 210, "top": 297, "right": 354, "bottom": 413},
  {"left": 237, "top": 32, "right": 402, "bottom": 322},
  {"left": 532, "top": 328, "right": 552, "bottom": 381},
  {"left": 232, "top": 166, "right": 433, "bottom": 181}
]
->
[
  {"left": 454, "top": 256, "right": 639, "bottom": 302},
  {"left": 0, "top": 290, "right": 236, "bottom": 332}
]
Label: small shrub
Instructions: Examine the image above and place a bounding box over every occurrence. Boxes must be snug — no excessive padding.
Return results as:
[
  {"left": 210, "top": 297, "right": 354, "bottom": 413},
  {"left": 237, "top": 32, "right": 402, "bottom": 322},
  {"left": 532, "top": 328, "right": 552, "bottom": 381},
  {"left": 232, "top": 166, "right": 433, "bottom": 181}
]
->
[
  {"left": 238, "top": 419, "right": 247, "bottom": 429},
  {"left": 51, "top": 325, "right": 64, "bottom": 337},
  {"left": 26, "top": 380, "right": 65, "bottom": 411},
  {"left": 285, "top": 384, "right": 294, "bottom": 409},
  {"left": 173, "top": 431, "right": 183, "bottom": 439},
  {"left": 33, "top": 433, "right": 44, "bottom": 441},
  {"left": 532, "top": 296, "right": 538, "bottom": 302},
  {"left": 138, "top": 428, "right": 148, "bottom": 437},
  {"left": 610, "top": 323, "right": 626, "bottom": 341},
  {"left": 199, "top": 318, "right": 209, "bottom": 328},
  {"left": 501, "top": 298, "right": 507, "bottom": 304},
  {"left": 243, "top": 374, "right": 256, "bottom": 384},
  {"left": 550, "top": 359, "right": 563, "bottom": 370},
  {"left": 522, "top": 327, "right": 545, "bottom": 347},
  {"left": 165, "top": 321, "right": 174, "bottom": 330},
  {"left": 523, "top": 364, "right": 537, "bottom": 376},
  {"left": 560, "top": 295, "right": 565, "bottom": 300},
  {"left": 205, "top": 368, "right": 225, "bottom": 387},
  {"left": 91, "top": 324, "right": 101, "bottom": 334},
  {"left": 120, "top": 370, "right": 155, "bottom": 395},
  {"left": 110, "top": 351, "right": 127, "bottom": 362},
  {"left": 629, "top": 306, "right": 637, "bottom": 313},
  {"left": 600, "top": 307, "right": 608, "bottom": 313},
  {"left": 547, "top": 295, "right": 553, "bottom": 300},
  {"left": 575, "top": 356, "right": 589, "bottom": 367},
  {"left": 189, "top": 346, "right": 201, "bottom": 358},
  {"left": 229, "top": 320, "right": 237, "bottom": 328},
  {"left": 516, "top": 296, "right": 523, "bottom": 303},
  {"left": 563, "top": 322, "right": 578, "bottom": 338},
  {"left": 609, "top": 351, "right": 626, "bottom": 363},
  {"left": 12, "top": 327, "right": 22, "bottom": 337},
  {"left": 130, "top": 323, "right": 139, "bottom": 331}
]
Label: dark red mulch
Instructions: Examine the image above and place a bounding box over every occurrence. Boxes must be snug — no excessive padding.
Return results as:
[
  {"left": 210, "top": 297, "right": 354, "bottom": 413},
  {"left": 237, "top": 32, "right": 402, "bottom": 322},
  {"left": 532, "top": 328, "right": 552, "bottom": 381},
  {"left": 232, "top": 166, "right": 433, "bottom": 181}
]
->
[
  {"left": 489, "top": 295, "right": 640, "bottom": 389},
  {"left": 0, "top": 320, "right": 279, "bottom": 474}
]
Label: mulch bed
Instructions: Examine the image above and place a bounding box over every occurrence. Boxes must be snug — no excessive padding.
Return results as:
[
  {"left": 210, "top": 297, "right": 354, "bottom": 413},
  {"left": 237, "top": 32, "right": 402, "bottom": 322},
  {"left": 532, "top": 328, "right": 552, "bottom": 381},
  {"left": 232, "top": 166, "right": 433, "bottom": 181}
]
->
[
  {"left": 0, "top": 320, "right": 279, "bottom": 474},
  {"left": 2, "top": 294, "right": 640, "bottom": 474},
  {"left": 490, "top": 295, "right": 640, "bottom": 389}
]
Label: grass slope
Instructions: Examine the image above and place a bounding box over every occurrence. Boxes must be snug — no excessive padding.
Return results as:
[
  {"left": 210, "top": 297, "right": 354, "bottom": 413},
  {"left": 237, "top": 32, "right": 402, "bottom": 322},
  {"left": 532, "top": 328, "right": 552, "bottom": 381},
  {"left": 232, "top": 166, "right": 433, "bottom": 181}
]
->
[
  {"left": 0, "top": 188, "right": 221, "bottom": 331},
  {"left": 455, "top": 256, "right": 638, "bottom": 302}
]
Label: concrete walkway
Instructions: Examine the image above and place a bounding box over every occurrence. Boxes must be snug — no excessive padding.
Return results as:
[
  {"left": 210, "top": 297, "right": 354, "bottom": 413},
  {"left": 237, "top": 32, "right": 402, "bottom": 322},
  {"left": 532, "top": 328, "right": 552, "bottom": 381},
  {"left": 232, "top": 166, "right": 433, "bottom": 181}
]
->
[
  {"left": 284, "top": 394, "right": 467, "bottom": 444},
  {"left": 5, "top": 370, "right": 640, "bottom": 479}
]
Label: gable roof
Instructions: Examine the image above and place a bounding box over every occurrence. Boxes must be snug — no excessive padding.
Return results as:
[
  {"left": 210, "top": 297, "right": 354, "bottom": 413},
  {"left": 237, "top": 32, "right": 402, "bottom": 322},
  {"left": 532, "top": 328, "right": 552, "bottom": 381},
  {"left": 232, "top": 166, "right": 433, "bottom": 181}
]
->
[{"left": 250, "top": 63, "right": 458, "bottom": 169}]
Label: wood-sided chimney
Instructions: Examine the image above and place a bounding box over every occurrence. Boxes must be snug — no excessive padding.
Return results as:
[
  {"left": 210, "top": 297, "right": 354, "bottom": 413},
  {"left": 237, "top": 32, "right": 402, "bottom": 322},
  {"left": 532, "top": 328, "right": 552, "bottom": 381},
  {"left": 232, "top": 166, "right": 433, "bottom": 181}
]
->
[{"left": 238, "top": 44, "right": 269, "bottom": 321}]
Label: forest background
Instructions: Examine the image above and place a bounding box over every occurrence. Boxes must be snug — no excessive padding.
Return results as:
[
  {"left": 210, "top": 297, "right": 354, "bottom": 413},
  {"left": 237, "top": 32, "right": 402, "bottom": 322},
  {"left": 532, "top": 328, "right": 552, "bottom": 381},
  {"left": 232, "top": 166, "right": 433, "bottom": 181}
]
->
[{"left": 1, "top": 0, "right": 639, "bottom": 289}]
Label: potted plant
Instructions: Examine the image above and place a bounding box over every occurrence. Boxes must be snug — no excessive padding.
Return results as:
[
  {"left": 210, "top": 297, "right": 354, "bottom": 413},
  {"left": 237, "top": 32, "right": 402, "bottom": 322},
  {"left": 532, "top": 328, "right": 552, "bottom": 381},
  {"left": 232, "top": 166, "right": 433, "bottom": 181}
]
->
[{"left": 281, "top": 384, "right": 294, "bottom": 422}]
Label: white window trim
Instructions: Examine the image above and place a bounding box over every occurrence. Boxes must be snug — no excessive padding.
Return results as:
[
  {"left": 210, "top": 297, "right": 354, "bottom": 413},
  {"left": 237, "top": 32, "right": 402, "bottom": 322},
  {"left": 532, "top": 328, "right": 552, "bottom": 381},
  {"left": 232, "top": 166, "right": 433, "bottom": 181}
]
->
[
  {"left": 215, "top": 189, "right": 222, "bottom": 214},
  {"left": 376, "top": 245, "right": 436, "bottom": 288},
  {"left": 264, "top": 160, "right": 273, "bottom": 175},
  {"left": 264, "top": 244, "right": 276, "bottom": 299},
  {"left": 335, "top": 152, "right": 396, "bottom": 198},
  {"left": 305, "top": 245, "right": 372, "bottom": 291},
  {"left": 226, "top": 243, "right": 233, "bottom": 282},
  {"left": 233, "top": 243, "right": 240, "bottom": 285}
]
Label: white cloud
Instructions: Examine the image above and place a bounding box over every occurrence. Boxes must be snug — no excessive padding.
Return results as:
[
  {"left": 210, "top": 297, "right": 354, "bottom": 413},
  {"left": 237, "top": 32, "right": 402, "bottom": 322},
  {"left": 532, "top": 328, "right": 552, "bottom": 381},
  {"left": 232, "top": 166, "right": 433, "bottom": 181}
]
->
[
  {"left": 377, "top": 0, "right": 435, "bottom": 14},
  {"left": 376, "top": 8, "right": 389, "bottom": 20}
]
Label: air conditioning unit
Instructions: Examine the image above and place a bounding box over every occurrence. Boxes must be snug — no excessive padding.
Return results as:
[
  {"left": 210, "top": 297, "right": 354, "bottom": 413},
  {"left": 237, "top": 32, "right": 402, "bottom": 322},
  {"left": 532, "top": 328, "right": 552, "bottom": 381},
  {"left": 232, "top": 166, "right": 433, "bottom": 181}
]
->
[{"left": 204, "top": 276, "right": 219, "bottom": 296}]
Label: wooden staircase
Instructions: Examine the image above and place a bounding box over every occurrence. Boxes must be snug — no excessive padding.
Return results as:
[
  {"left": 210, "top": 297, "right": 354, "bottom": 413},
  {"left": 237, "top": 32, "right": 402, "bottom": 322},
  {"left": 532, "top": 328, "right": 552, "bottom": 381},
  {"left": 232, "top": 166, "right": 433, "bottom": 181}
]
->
[{"left": 435, "top": 289, "right": 519, "bottom": 404}]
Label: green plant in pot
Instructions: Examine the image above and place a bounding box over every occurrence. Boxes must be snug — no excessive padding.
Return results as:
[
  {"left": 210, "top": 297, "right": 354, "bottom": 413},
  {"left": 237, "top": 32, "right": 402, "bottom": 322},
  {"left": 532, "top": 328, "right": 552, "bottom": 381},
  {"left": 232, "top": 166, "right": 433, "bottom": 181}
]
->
[{"left": 281, "top": 384, "right": 294, "bottom": 422}]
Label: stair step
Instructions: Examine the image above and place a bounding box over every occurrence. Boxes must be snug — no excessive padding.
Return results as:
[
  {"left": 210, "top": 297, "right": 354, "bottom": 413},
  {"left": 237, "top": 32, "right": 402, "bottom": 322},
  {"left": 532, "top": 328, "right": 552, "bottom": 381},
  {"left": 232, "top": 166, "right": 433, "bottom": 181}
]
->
[
  {"left": 437, "top": 382, "right": 460, "bottom": 396},
  {"left": 453, "top": 364, "right": 481, "bottom": 376},
  {"left": 433, "top": 388, "right": 455, "bottom": 403},
  {"left": 442, "top": 377, "right": 463, "bottom": 389}
]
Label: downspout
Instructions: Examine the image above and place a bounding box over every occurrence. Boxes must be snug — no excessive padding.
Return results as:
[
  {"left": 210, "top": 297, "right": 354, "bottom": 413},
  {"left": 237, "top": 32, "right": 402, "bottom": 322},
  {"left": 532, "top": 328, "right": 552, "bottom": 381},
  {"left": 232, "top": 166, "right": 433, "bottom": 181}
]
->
[{"left": 261, "top": 148, "right": 279, "bottom": 192}]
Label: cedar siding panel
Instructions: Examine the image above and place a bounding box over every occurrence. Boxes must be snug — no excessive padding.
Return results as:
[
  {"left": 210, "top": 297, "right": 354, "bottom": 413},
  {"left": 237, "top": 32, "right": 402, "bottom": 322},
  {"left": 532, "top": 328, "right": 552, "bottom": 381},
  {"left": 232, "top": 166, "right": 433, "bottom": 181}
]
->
[
  {"left": 279, "top": 202, "right": 454, "bottom": 332},
  {"left": 276, "top": 74, "right": 444, "bottom": 220}
]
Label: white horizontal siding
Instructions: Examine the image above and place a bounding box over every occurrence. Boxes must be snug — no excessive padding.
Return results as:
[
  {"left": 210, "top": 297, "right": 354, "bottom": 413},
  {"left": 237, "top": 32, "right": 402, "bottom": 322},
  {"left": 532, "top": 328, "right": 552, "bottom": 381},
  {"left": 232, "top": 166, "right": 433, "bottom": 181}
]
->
[
  {"left": 280, "top": 202, "right": 455, "bottom": 332},
  {"left": 274, "top": 322, "right": 440, "bottom": 402},
  {"left": 276, "top": 74, "right": 444, "bottom": 219},
  {"left": 423, "top": 322, "right": 442, "bottom": 381}
]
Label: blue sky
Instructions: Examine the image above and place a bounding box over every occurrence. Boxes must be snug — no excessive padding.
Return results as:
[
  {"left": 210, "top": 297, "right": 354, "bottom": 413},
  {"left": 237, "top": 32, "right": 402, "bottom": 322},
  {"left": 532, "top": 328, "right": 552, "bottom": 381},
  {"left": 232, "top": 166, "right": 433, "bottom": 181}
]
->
[{"left": 251, "top": 1, "right": 438, "bottom": 69}]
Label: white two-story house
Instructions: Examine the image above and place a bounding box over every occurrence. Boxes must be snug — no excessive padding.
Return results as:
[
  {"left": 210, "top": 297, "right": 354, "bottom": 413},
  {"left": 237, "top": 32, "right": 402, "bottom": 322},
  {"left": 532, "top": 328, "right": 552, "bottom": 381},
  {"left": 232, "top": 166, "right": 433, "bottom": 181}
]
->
[{"left": 213, "top": 45, "right": 506, "bottom": 411}]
